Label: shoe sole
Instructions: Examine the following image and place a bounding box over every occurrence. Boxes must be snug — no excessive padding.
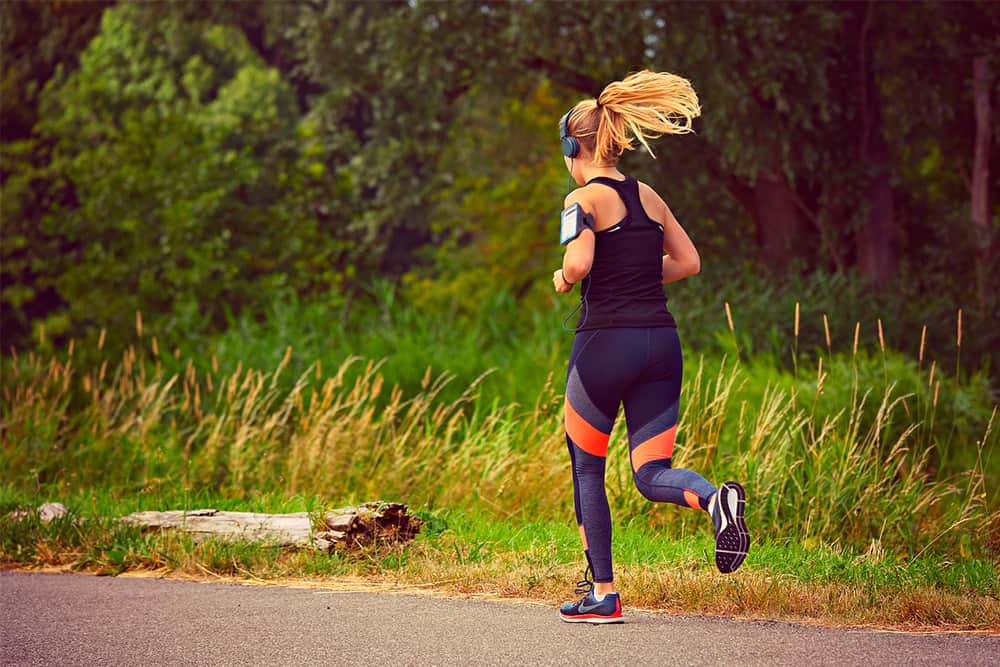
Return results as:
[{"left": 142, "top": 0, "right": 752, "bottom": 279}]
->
[
  {"left": 715, "top": 481, "right": 749, "bottom": 574},
  {"left": 560, "top": 614, "right": 624, "bottom": 624}
]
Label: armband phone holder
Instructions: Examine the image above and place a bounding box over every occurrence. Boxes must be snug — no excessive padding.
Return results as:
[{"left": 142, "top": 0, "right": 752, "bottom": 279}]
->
[{"left": 559, "top": 203, "right": 594, "bottom": 245}]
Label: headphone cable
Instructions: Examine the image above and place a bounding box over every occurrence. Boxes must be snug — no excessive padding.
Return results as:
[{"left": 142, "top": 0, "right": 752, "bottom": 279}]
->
[{"left": 561, "top": 274, "right": 591, "bottom": 332}]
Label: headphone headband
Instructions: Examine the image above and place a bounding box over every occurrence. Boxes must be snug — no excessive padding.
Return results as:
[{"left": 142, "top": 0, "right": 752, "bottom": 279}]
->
[{"left": 559, "top": 106, "right": 580, "bottom": 159}]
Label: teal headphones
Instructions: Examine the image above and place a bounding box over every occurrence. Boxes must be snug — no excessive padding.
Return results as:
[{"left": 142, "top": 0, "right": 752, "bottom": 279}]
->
[{"left": 559, "top": 107, "right": 580, "bottom": 158}]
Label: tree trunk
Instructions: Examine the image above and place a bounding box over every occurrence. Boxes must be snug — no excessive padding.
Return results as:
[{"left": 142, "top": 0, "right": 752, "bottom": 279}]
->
[
  {"left": 971, "top": 54, "right": 993, "bottom": 307},
  {"left": 856, "top": 134, "right": 896, "bottom": 286},
  {"left": 853, "top": 1, "right": 897, "bottom": 288},
  {"left": 752, "top": 169, "right": 805, "bottom": 272},
  {"left": 690, "top": 135, "right": 806, "bottom": 273}
]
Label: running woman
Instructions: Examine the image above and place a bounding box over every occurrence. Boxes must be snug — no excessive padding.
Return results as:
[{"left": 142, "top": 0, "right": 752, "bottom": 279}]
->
[{"left": 552, "top": 70, "right": 749, "bottom": 624}]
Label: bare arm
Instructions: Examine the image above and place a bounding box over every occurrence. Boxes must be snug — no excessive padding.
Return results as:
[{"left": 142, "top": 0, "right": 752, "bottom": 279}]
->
[
  {"left": 659, "top": 201, "right": 701, "bottom": 284},
  {"left": 553, "top": 190, "right": 596, "bottom": 292}
]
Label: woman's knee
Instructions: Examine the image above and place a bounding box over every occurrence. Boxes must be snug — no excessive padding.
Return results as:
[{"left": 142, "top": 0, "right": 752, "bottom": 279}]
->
[
  {"left": 632, "top": 461, "right": 671, "bottom": 500},
  {"left": 634, "top": 478, "right": 656, "bottom": 501}
]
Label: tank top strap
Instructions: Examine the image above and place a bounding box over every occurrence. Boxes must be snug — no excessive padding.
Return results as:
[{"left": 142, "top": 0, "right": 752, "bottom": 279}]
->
[{"left": 585, "top": 176, "right": 648, "bottom": 228}]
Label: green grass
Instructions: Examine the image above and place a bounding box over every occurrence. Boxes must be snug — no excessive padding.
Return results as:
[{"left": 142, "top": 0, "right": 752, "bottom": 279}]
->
[
  {"left": 3, "top": 281, "right": 998, "bottom": 629},
  {"left": 2, "top": 488, "right": 997, "bottom": 629},
  {"left": 2, "top": 318, "right": 996, "bottom": 560}
]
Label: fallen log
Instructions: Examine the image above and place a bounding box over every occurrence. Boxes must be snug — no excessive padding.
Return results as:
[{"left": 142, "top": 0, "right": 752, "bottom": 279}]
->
[{"left": 122, "top": 501, "right": 422, "bottom": 553}]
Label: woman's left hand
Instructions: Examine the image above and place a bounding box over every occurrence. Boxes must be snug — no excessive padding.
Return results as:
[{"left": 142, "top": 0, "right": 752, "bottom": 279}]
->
[{"left": 553, "top": 269, "right": 573, "bottom": 293}]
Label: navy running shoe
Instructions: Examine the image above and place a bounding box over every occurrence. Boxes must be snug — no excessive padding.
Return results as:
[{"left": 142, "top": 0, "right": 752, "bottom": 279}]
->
[
  {"left": 559, "top": 566, "right": 623, "bottom": 624},
  {"left": 710, "top": 481, "right": 749, "bottom": 573},
  {"left": 560, "top": 592, "right": 623, "bottom": 624}
]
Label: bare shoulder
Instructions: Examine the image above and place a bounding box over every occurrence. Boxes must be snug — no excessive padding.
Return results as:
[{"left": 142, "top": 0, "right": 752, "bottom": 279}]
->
[
  {"left": 636, "top": 180, "right": 667, "bottom": 220},
  {"left": 563, "top": 182, "right": 605, "bottom": 211}
]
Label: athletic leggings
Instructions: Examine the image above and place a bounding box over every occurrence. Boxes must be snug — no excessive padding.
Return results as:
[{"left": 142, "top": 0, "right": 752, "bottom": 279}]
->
[{"left": 564, "top": 326, "right": 716, "bottom": 583}]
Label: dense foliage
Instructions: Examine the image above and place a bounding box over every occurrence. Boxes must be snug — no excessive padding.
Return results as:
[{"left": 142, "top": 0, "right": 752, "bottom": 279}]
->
[{"left": 2, "top": 1, "right": 997, "bottom": 380}]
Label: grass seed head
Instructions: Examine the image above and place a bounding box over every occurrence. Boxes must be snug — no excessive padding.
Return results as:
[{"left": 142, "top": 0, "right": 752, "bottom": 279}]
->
[{"left": 956, "top": 308, "right": 963, "bottom": 348}]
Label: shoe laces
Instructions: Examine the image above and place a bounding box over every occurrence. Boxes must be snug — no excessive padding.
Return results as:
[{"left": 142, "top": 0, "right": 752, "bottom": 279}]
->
[{"left": 573, "top": 564, "right": 595, "bottom": 597}]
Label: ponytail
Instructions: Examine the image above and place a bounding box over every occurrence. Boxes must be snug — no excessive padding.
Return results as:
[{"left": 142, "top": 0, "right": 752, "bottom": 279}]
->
[{"left": 568, "top": 70, "right": 701, "bottom": 165}]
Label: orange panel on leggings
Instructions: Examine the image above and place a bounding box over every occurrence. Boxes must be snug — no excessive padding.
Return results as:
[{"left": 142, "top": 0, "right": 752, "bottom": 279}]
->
[
  {"left": 565, "top": 397, "right": 610, "bottom": 458},
  {"left": 629, "top": 425, "right": 676, "bottom": 472}
]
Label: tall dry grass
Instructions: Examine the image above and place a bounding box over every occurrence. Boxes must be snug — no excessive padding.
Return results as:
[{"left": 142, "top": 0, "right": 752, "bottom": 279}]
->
[{"left": 1, "top": 310, "right": 996, "bottom": 559}]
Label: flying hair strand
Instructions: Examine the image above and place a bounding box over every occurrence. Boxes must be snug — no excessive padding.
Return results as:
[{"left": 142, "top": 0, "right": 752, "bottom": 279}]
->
[{"left": 568, "top": 70, "right": 702, "bottom": 165}]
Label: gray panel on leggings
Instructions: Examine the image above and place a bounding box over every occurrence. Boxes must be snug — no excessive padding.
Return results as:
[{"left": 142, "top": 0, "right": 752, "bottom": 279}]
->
[
  {"left": 566, "top": 366, "right": 614, "bottom": 434},
  {"left": 627, "top": 402, "right": 679, "bottom": 449}
]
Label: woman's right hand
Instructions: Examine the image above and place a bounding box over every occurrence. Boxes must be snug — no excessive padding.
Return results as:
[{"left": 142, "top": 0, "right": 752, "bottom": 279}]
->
[{"left": 553, "top": 269, "right": 573, "bottom": 293}]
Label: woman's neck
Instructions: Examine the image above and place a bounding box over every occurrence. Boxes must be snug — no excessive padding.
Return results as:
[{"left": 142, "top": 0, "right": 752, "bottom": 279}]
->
[{"left": 578, "top": 162, "right": 625, "bottom": 183}]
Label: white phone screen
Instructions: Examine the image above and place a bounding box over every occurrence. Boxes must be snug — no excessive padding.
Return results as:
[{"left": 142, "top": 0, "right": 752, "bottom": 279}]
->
[{"left": 560, "top": 204, "right": 580, "bottom": 244}]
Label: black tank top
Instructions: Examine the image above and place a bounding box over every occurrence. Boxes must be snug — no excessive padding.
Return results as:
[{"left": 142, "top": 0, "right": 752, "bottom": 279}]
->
[{"left": 575, "top": 176, "right": 677, "bottom": 331}]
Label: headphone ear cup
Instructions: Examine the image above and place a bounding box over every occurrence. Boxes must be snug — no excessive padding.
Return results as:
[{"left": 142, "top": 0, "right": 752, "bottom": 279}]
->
[{"left": 562, "top": 136, "right": 580, "bottom": 158}]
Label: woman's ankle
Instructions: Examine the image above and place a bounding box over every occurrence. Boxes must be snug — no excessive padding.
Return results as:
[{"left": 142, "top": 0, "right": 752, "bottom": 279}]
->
[{"left": 594, "top": 581, "right": 616, "bottom": 595}]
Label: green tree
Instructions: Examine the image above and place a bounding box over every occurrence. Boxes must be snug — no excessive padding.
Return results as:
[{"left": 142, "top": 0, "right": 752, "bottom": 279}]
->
[
  {"left": 0, "top": 0, "right": 113, "bottom": 347},
  {"left": 29, "top": 5, "right": 330, "bottom": 352}
]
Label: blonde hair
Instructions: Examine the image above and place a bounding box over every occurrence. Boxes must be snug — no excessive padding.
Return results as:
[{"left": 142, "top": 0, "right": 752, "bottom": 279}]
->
[{"left": 567, "top": 70, "right": 701, "bottom": 165}]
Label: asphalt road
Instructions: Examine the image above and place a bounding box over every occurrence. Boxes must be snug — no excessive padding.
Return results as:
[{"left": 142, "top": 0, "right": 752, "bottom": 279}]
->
[{"left": 1, "top": 572, "right": 997, "bottom": 666}]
